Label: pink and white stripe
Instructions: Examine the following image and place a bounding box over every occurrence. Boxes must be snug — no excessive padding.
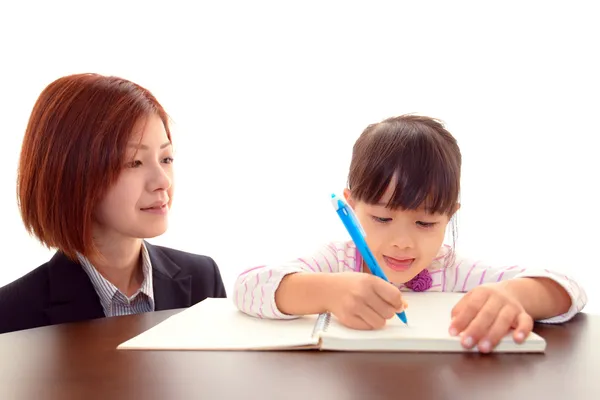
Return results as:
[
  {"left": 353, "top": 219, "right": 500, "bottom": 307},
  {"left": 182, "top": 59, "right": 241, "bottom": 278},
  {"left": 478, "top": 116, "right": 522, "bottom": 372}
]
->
[{"left": 233, "top": 240, "right": 587, "bottom": 324}]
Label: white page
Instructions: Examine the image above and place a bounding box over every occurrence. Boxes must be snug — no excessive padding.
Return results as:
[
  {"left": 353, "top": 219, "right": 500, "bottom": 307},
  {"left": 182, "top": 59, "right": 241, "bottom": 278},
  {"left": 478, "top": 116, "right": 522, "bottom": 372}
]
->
[
  {"left": 319, "top": 292, "right": 546, "bottom": 352},
  {"left": 118, "top": 298, "right": 320, "bottom": 350}
]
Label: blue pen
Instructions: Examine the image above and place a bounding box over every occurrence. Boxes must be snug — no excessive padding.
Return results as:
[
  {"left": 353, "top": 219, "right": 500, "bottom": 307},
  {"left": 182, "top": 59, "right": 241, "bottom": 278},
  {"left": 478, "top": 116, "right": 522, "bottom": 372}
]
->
[{"left": 331, "top": 194, "right": 408, "bottom": 324}]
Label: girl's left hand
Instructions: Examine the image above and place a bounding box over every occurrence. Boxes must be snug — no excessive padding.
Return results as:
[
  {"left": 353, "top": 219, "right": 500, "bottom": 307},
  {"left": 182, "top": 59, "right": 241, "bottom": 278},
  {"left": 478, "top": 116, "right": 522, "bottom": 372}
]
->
[{"left": 449, "top": 283, "right": 534, "bottom": 353}]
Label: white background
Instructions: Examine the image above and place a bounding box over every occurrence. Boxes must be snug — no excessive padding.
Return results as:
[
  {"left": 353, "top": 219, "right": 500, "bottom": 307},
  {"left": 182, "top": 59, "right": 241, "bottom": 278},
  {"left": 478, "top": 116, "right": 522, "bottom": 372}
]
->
[{"left": 1, "top": 1, "right": 598, "bottom": 313}]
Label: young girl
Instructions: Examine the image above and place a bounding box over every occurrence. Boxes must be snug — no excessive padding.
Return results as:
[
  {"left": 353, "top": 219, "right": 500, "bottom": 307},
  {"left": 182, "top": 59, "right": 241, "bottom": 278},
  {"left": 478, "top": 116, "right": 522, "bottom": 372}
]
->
[
  {"left": 0, "top": 73, "right": 226, "bottom": 335},
  {"left": 234, "top": 114, "right": 586, "bottom": 353}
]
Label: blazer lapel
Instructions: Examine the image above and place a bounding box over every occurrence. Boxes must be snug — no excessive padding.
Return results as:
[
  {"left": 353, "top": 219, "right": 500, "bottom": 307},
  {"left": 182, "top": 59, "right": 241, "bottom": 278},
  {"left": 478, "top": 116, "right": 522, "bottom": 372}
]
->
[
  {"left": 145, "top": 241, "right": 192, "bottom": 310},
  {"left": 45, "top": 252, "right": 105, "bottom": 325}
]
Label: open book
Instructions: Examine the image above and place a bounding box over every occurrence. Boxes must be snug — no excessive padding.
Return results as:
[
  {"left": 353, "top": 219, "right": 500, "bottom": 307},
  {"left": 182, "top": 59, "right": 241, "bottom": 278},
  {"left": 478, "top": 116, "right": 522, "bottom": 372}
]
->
[{"left": 117, "top": 292, "right": 546, "bottom": 353}]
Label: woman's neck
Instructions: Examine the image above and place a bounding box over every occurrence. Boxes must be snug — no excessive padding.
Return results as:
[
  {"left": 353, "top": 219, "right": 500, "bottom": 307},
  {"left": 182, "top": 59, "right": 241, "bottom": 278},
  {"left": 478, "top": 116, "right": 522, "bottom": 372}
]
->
[{"left": 90, "top": 237, "right": 144, "bottom": 297}]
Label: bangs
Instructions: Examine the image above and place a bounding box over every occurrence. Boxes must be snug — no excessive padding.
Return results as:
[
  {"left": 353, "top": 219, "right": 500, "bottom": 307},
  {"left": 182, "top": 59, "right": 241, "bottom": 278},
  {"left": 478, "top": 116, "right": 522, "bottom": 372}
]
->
[{"left": 348, "top": 116, "right": 461, "bottom": 215}]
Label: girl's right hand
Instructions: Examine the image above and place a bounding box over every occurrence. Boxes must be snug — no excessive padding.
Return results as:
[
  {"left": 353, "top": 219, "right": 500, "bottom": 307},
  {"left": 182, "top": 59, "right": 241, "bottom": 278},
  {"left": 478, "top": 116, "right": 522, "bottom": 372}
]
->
[{"left": 326, "top": 272, "right": 406, "bottom": 330}]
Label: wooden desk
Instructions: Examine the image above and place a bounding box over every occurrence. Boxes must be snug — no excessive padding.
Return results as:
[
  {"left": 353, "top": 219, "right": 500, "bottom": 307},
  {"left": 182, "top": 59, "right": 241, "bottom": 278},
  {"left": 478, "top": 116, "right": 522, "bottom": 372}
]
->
[{"left": 0, "top": 310, "right": 597, "bottom": 400}]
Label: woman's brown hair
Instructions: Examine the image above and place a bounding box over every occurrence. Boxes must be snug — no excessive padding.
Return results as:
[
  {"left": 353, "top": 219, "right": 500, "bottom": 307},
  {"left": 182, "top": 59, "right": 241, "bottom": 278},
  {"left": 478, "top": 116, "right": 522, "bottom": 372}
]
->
[
  {"left": 348, "top": 114, "right": 461, "bottom": 216},
  {"left": 17, "top": 73, "right": 171, "bottom": 260}
]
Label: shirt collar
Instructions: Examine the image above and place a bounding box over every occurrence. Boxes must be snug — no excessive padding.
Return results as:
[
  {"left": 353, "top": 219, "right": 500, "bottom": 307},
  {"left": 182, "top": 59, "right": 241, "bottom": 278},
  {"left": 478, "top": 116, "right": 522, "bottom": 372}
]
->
[
  {"left": 77, "top": 242, "right": 155, "bottom": 315},
  {"left": 139, "top": 242, "right": 155, "bottom": 301}
]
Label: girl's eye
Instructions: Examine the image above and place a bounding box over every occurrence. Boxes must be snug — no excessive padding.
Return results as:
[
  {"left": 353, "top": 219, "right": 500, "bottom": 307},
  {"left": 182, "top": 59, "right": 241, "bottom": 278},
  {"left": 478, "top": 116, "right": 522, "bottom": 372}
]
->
[
  {"left": 126, "top": 160, "right": 142, "bottom": 168},
  {"left": 417, "top": 221, "right": 437, "bottom": 228},
  {"left": 162, "top": 156, "right": 174, "bottom": 164},
  {"left": 372, "top": 215, "right": 392, "bottom": 223}
]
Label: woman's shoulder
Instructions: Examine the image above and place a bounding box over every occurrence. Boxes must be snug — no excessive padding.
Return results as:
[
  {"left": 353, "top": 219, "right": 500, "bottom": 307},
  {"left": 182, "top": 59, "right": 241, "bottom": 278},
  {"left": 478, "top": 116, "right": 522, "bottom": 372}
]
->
[
  {"left": 145, "top": 243, "right": 227, "bottom": 298},
  {"left": 145, "top": 243, "right": 220, "bottom": 274},
  {"left": 0, "top": 258, "right": 55, "bottom": 334},
  {"left": 0, "top": 250, "right": 94, "bottom": 304},
  {"left": 0, "top": 259, "right": 53, "bottom": 296}
]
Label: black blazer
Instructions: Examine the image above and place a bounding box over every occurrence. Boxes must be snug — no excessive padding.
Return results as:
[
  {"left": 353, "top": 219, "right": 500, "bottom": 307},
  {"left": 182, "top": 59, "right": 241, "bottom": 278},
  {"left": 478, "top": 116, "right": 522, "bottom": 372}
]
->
[{"left": 0, "top": 242, "right": 226, "bottom": 335}]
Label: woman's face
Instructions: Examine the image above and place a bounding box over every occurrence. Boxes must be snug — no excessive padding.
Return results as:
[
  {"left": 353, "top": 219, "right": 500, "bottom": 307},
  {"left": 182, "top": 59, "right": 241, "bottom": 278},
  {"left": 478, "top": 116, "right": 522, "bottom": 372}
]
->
[{"left": 94, "top": 113, "right": 174, "bottom": 243}]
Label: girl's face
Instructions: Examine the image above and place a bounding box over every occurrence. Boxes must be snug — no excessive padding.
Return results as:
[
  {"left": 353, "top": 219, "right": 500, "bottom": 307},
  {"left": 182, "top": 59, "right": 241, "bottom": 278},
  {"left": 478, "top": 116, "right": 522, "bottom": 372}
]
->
[
  {"left": 345, "top": 184, "right": 456, "bottom": 284},
  {"left": 94, "top": 114, "right": 174, "bottom": 244}
]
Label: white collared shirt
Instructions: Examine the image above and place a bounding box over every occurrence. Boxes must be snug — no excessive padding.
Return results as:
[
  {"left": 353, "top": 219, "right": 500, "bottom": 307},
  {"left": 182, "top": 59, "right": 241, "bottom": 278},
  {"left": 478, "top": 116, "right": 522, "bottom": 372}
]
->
[{"left": 78, "top": 243, "right": 155, "bottom": 317}]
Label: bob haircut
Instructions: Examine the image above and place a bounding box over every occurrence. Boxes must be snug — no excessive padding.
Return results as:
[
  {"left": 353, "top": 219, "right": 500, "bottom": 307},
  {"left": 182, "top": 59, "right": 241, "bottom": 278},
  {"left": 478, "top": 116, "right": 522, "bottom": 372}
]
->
[
  {"left": 17, "top": 73, "right": 171, "bottom": 261},
  {"left": 348, "top": 114, "right": 461, "bottom": 216}
]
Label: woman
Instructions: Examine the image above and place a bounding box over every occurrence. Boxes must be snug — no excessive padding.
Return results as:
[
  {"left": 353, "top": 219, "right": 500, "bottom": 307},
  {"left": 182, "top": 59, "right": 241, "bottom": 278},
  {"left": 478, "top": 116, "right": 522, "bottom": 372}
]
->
[{"left": 0, "top": 73, "right": 226, "bottom": 334}]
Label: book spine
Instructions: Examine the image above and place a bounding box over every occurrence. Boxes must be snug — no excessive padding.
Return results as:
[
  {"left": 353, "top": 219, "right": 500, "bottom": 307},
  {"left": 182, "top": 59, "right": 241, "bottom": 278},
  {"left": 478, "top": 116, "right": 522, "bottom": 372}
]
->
[{"left": 312, "top": 312, "right": 331, "bottom": 337}]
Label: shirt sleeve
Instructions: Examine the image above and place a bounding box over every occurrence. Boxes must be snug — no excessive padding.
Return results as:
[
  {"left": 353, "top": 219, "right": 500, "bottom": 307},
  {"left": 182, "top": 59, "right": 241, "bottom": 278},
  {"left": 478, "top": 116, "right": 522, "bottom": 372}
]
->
[
  {"left": 440, "top": 249, "right": 587, "bottom": 323},
  {"left": 233, "top": 242, "right": 357, "bottom": 319}
]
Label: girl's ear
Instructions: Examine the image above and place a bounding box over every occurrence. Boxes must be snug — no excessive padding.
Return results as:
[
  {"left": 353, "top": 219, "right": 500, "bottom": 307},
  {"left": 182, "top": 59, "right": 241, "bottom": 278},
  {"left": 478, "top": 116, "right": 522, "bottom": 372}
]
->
[
  {"left": 343, "top": 188, "right": 355, "bottom": 207},
  {"left": 452, "top": 202, "right": 461, "bottom": 216}
]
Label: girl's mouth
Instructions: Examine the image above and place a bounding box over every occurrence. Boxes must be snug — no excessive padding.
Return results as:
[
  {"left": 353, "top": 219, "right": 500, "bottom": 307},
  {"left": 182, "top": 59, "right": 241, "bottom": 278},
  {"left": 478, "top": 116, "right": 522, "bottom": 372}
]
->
[{"left": 383, "top": 256, "right": 415, "bottom": 272}]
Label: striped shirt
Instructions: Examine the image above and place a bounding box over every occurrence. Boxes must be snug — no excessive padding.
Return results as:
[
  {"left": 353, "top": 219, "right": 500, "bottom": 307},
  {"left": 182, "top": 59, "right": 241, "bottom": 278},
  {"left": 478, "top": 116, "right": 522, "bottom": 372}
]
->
[
  {"left": 78, "top": 243, "right": 155, "bottom": 317},
  {"left": 234, "top": 241, "right": 587, "bottom": 324}
]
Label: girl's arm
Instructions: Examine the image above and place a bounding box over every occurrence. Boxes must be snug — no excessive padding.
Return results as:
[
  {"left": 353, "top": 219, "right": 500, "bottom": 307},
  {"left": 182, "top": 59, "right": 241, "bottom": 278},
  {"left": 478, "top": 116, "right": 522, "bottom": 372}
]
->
[
  {"left": 233, "top": 241, "right": 357, "bottom": 319},
  {"left": 439, "top": 249, "right": 587, "bottom": 323},
  {"left": 497, "top": 277, "right": 573, "bottom": 320}
]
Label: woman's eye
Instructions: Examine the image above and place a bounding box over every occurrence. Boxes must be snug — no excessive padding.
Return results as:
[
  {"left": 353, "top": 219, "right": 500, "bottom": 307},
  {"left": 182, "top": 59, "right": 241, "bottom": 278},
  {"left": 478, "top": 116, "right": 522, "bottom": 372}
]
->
[
  {"left": 126, "top": 160, "right": 142, "bottom": 168},
  {"left": 417, "top": 221, "right": 437, "bottom": 228},
  {"left": 372, "top": 215, "right": 392, "bottom": 223},
  {"left": 162, "top": 156, "right": 174, "bottom": 164}
]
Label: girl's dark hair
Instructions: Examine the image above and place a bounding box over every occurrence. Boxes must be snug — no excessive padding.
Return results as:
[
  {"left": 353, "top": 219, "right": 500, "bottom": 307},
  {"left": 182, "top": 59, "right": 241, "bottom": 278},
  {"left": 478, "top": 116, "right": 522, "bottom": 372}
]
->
[{"left": 348, "top": 114, "right": 461, "bottom": 216}]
